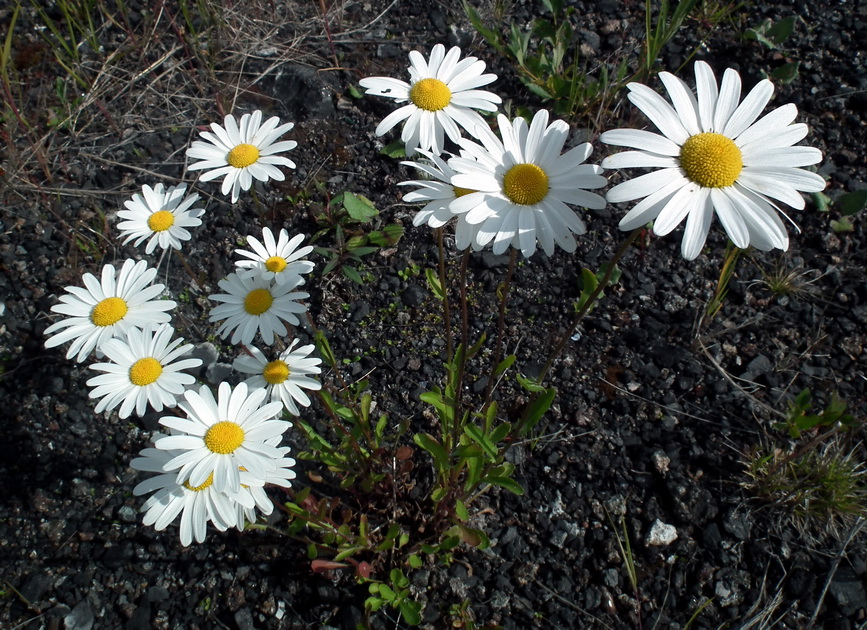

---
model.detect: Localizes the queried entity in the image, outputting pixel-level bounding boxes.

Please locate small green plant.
[775,389,857,440]
[744,15,801,83]
[310,190,404,284]
[820,189,867,233]
[751,256,822,300]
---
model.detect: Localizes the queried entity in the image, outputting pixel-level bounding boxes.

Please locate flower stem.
[538,228,641,382]
[483,248,517,409]
[436,228,453,364]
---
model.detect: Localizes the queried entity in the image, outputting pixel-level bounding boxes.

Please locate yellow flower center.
[503,163,549,206]
[679,132,743,188]
[453,186,475,198]
[204,421,245,454]
[183,471,215,492]
[227,143,260,169]
[409,78,452,112]
[90,297,128,327]
[243,288,273,315]
[147,210,175,233]
[265,256,287,273]
[129,357,163,386]
[263,359,290,385]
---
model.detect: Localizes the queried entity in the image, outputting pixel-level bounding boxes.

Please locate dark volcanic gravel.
[2,1,867,629]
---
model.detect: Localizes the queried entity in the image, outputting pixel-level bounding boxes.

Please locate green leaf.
[766,15,796,45]
[455,499,469,522]
[380,140,406,158]
[413,432,448,469]
[365,596,384,612]
[464,453,484,491]
[494,354,516,378]
[425,267,444,300]
[839,190,867,216]
[489,422,512,444]
[770,61,800,85]
[831,217,854,233]
[347,84,363,99]
[399,599,422,626]
[521,387,557,434]
[484,475,525,495]
[812,191,831,212]
[464,424,498,460]
[342,192,379,222]
[576,267,600,311]
[525,82,555,100]
[516,372,547,393]
[314,330,337,368]
[408,554,423,569]
[342,265,365,285]
[431,485,447,502]
[368,223,404,246]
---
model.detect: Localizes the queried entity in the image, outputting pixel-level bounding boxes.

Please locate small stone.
[646,519,678,547]
[652,450,671,474]
[117,505,137,523]
[64,601,94,630]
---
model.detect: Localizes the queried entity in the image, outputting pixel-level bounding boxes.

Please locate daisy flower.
[398,149,486,251]
[208,273,309,346]
[86,323,202,419]
[130,445,240,546]
[44,259,176,363]
[235,442,297,529]
[117,183,205,254]
[448,109,607,258]
[600,60,825,260]
[186,110,297,203]
[359,43,502,156]
[233,340,322,416]
[155,382,290,494]
[235,228,315,286]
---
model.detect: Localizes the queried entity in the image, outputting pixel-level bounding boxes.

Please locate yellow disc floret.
[263,359,290,385]
[91,297,129,327]
[183,471,215,492]
[204,421,245,454]
[244,288,273,315]
[227,143,260,169]
[409,78,452,112]
[679,132,743,188]
[129,357,163,386]
[147,210,175,232]
[503,163,550,206]
[265,256,287,273]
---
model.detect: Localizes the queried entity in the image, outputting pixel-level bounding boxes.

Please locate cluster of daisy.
[43,110,323,546]
[361,45,825,260]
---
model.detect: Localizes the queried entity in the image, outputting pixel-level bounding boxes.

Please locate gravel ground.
[2,0,867,628]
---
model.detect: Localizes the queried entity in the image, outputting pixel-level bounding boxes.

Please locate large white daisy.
[600,60,825,260]
[130,445,241,546]
[208,272,309,346]
[448,110,607,258]
[398,149,485,251]
[155,382,290,494]
[233,340,322,416]
[235,228,315,286]
[43,259,176,363]
[86,323,202,419]
[359,43,502,156]
[186,110,296,203]
[235,441,297,530]
[117,183,205,254]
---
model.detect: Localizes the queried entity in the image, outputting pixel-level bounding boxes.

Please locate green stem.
[436,228,454,364]
[483,248,517,409]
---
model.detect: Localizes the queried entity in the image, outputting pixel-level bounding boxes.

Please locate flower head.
[155,382,290,494]
[117,183,205,253]
[359,44,502,156]
[398,150,486,251]
[235,440,297,529]
[131,445,240,546]
[186,110,297,203]
[447,110,607,257]
[208,273,309,346]
[235,228,315,286]
[86,323,202,418]
[601,60,825,260]
[44,259,176,362]
[233,340,322,415]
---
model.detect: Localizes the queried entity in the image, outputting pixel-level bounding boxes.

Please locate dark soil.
[2,1,867,629]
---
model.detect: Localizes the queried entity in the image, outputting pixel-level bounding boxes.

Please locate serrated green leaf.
[489,422,512,443]
[464,424,498,460]
[342,191,378,222]
[484,475,525,495]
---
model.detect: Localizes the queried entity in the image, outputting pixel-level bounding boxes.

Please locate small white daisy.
[235,228,315,286]
[131,445,240,546]
[186,110,297,203]
[359,43,502,156]
[600,60,825,260]
[233,340,322,416]
[117,183,205,254]
[448,109,608,258]
[86,323,202,419]
[44,259,176,363]
[208,273,309,346]
[155,382,290,494]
